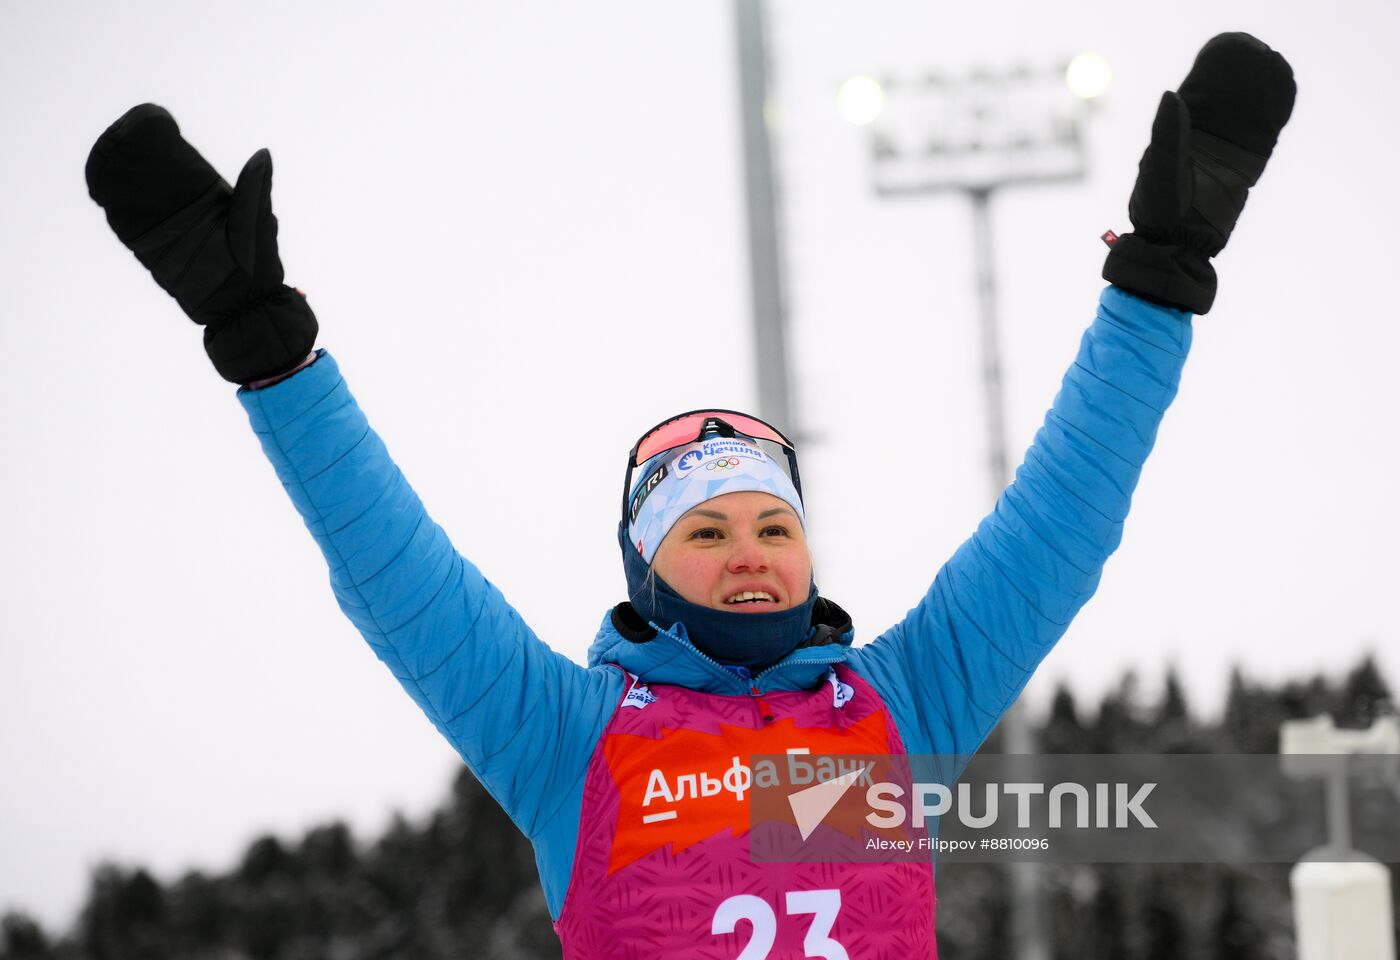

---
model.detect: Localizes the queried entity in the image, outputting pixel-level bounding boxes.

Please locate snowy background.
[2,0,1396,929]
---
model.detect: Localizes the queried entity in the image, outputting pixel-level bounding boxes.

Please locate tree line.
[2,656,1393,960]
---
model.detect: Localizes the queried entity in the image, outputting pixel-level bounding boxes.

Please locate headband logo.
[629,463,668,522]
[701,438,767,461]
[675,450,705,474]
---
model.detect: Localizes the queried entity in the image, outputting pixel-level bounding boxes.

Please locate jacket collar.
[585,597,855,695]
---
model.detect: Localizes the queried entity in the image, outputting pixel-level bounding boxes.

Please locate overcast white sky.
[2,0,1396,931]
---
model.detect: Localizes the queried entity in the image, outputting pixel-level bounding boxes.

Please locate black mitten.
[1103,33,1296,314]
[86,104,317,383]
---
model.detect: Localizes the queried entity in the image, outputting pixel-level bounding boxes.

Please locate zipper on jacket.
[726,664,776,724]
[656,625,754,695]
[753,647,845,683]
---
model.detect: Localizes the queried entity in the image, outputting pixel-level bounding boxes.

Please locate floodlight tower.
[734,0,794,432]
[842,54,1109,960]
[840,54,1108,499]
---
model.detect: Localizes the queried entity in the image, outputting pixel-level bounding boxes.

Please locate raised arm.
[848,34,1295,757]
[239,353,620,833]
[85,105,621,845]
[848,286,1189,755]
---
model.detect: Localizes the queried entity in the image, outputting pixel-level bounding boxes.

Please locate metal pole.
[733,0,794,431]
[969,186,1048,960]
[969,188,1010,496]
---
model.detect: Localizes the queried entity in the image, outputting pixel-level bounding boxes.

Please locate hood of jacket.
[585,597,856,695]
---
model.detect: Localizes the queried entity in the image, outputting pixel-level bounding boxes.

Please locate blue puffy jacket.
[237,285,1191,918]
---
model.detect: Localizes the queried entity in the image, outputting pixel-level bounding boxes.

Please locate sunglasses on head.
[622,408,802,524]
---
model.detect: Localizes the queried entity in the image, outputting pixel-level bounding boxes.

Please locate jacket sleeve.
[846,285,1193,757]
[237,350,622,841]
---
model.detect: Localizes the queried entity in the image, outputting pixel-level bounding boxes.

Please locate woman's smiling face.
[649,490,811,612]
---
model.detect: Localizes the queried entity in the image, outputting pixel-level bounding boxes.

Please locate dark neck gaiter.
[619,523,817,673]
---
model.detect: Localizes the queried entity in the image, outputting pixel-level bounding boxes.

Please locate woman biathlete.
[85,33,1293,959]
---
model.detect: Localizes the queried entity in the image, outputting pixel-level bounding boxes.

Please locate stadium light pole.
[734,0,794,433]
[843,54,1109,960]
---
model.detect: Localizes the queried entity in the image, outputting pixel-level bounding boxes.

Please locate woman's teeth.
[726,591,775,604]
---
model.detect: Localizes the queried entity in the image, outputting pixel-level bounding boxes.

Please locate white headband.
[626,435,805,564]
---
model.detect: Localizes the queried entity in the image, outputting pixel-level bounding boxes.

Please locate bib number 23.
[711,889,849,960]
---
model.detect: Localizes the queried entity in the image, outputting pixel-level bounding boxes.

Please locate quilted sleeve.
[847,286,1193,757]
[237,350,622,841]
